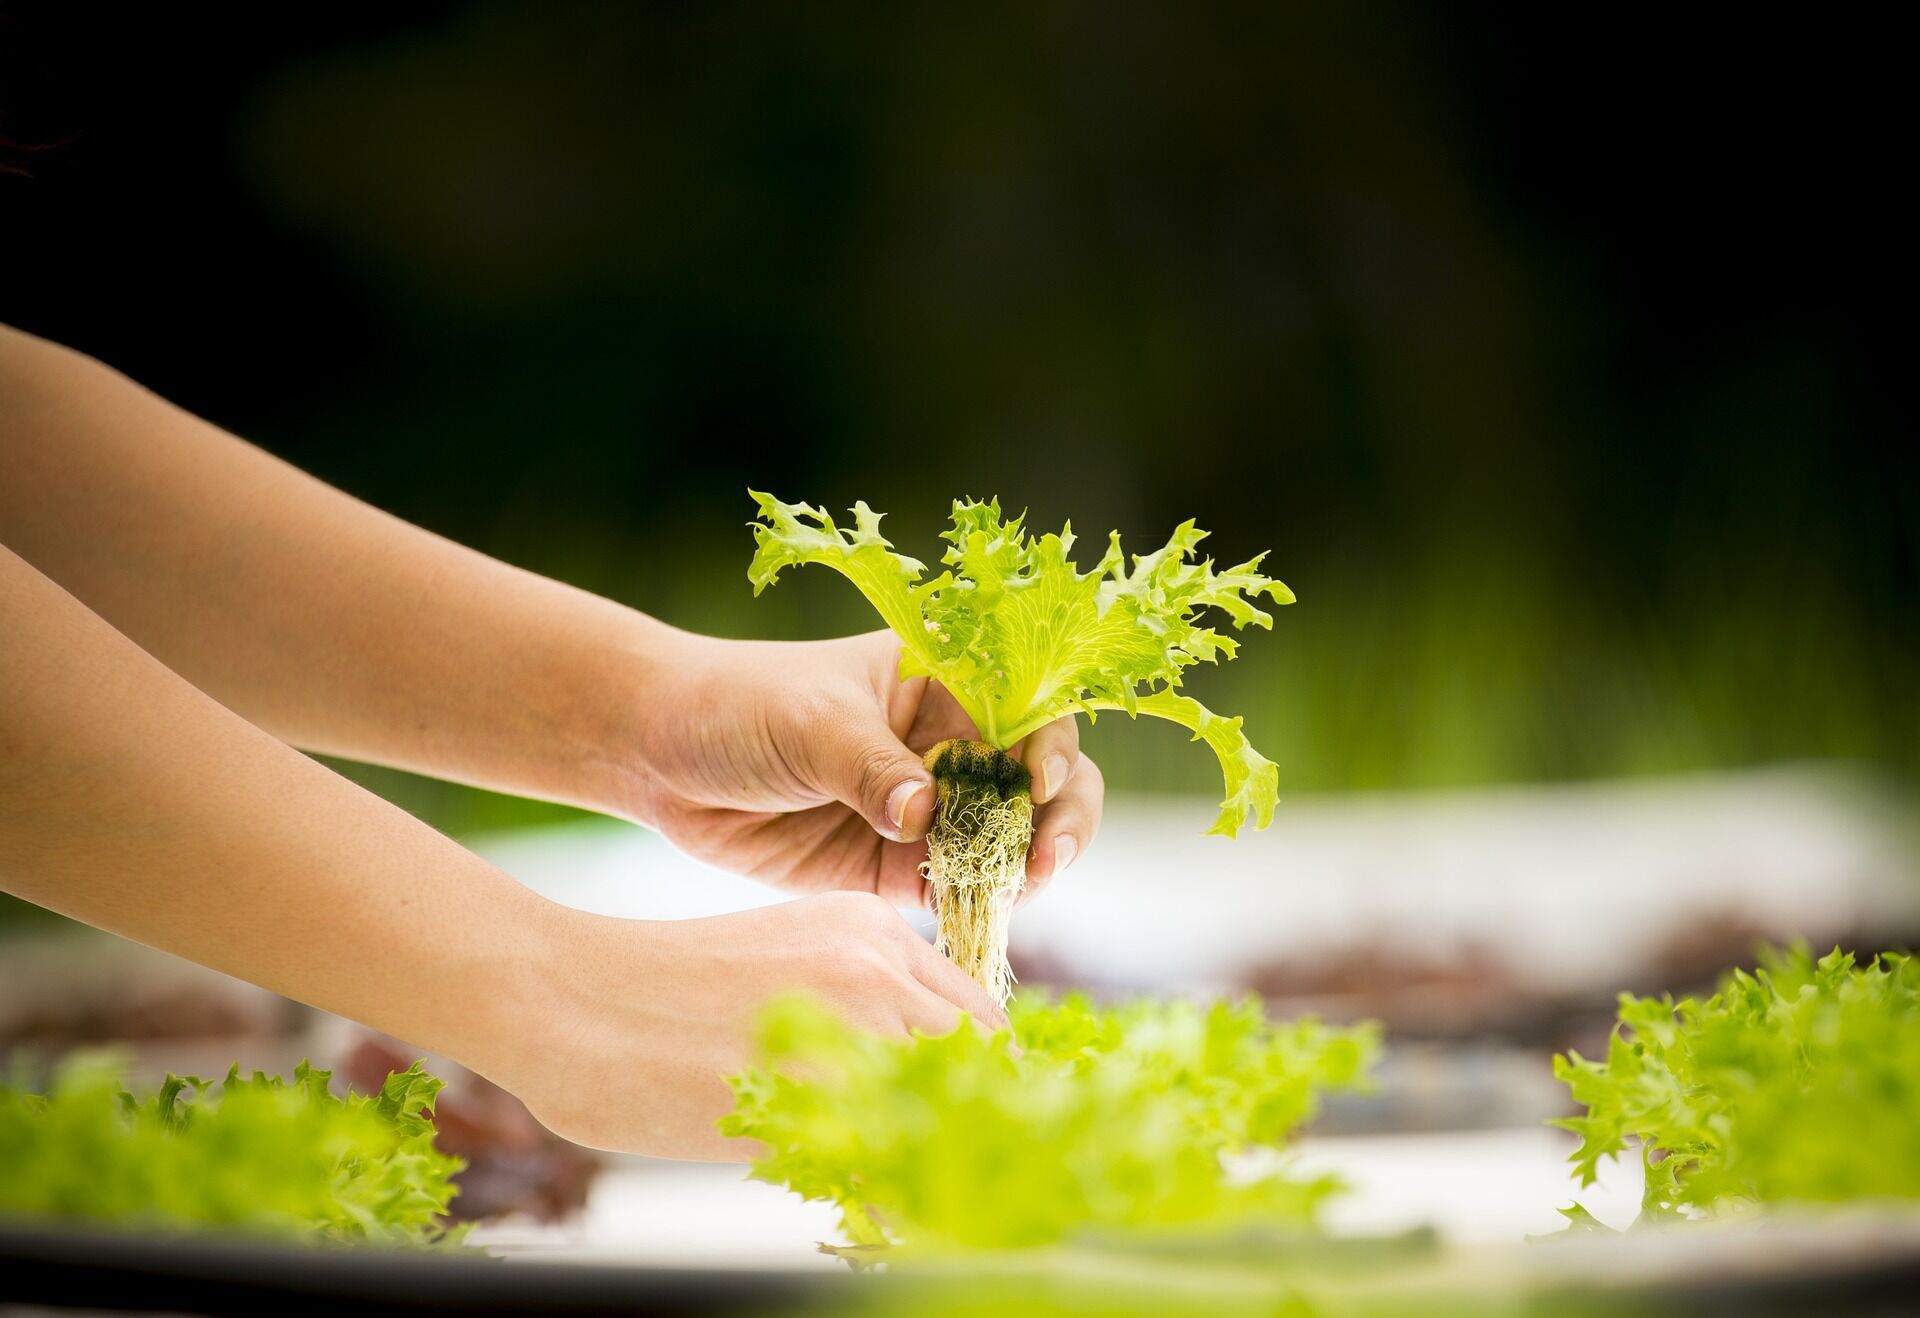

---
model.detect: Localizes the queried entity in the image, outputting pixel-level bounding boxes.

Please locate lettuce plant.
[0,1055,465,1247]
[748,493,1292,1001]
[720,993,1376,1254]
[1554,947,1920,1222]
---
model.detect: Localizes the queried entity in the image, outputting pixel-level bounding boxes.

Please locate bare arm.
[0,322,663,813]
[0,543,999,1157]
[0,535,574,1085]
[0,322,1103,895]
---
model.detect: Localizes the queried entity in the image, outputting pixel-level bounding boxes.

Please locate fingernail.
[1041,753,1070,802]
[1052,834,1078,874]
[885,780,927,838]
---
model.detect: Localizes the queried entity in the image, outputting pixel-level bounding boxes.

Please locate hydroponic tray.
[0,1220,840,1315]
[7,1212,1920,1317]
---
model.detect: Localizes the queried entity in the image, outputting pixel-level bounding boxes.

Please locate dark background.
[3,3,1913,832]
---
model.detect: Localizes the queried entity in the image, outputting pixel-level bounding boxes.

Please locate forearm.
[0,323,677,813]
[0,543,1001,1159]
[0,540,580,1077]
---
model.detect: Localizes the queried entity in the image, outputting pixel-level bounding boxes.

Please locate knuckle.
[1075,759,1107,807]
[831,947,909,1003]
[853,743,899,811]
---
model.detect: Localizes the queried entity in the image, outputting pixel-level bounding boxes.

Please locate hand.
[507,892,1007,1159]
[610,629,1104,907]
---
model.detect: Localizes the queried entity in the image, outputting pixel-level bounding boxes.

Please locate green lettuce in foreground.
[1554,947,1920,1222]
[0,1055,465,1247]
[720,993,1377,1253]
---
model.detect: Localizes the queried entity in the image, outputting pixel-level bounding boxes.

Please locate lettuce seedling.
[0,1055,465,1247]
[749,493,1292,1001]
[720,992,1376,1253]
[1554,946,1920,1222]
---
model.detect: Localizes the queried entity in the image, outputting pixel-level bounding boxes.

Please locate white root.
[920,741,1034,1009]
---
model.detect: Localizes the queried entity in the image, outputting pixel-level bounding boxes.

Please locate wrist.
[462,907,716,1156]
[438,889,620,1095]
[559,607,716,827]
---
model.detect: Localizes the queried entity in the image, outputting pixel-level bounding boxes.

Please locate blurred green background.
[2,2,1912,838]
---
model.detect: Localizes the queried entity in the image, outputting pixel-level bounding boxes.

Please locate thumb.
[808,711,937,842]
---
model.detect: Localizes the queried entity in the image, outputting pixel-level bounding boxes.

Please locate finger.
[906,676,985,750]
[807,701,938,843]
[1017,714,1082,805]
[897,981,976,1036]
[1025,753,1103,899]
[874,835,933,909]
[904,935,1010,1031]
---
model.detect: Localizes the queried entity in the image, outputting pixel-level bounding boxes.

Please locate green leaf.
[0,1056,465,1247]
[746,492,939,672]
[748,493,1292,836]
[1551,947,1920,1222]
[1083,690,1279,836]
[1535,1202,1618,1238]
[721,993,1375,1253]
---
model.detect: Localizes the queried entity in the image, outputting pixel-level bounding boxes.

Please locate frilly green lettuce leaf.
[719,992,1377,1253]
[1551,947,1920,1222]
[0,1056,465,1247]
[748,492,1290,835]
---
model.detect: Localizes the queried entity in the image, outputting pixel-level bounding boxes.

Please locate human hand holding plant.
[743,494,1292,1003]
[0,329,1065,1165]
[0,535,1005,1163]
[3,327,1251,1164]
[603,627,1103,909]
